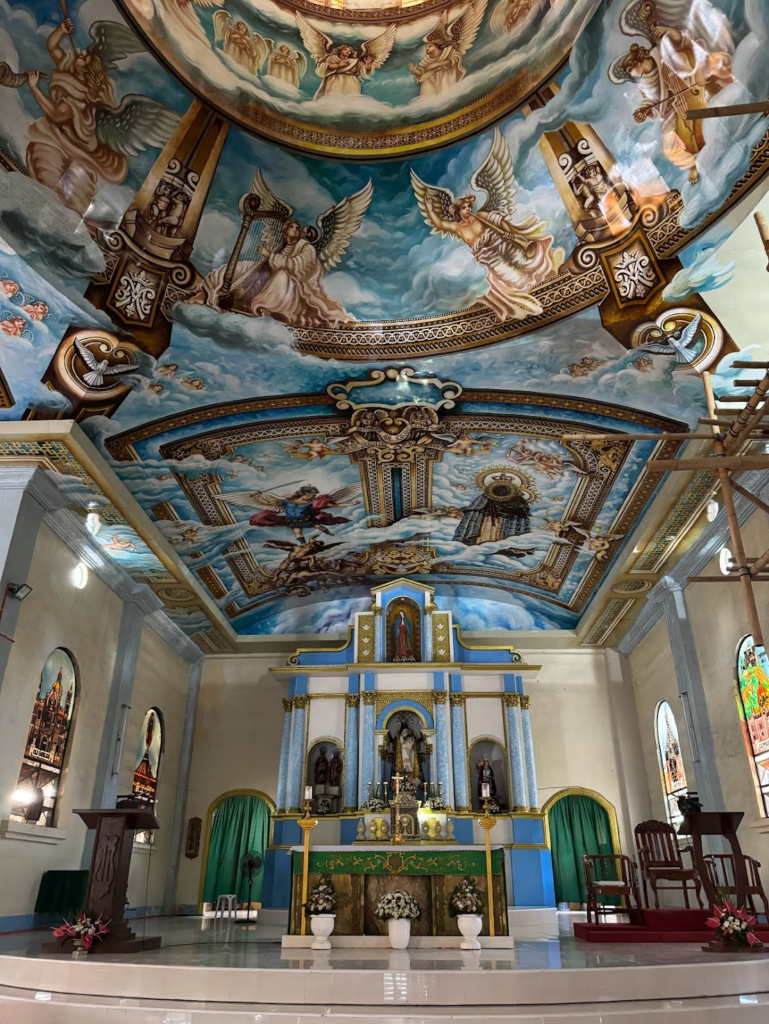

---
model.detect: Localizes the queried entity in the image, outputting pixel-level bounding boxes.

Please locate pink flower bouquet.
[52,912,111,950]
[705,900,762,948]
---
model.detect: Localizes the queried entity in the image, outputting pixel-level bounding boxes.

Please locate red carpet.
[574,908,769,943]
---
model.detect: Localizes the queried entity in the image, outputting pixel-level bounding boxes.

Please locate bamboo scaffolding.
[685,100,769,119]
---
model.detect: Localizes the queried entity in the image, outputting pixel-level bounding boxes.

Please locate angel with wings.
[191,168,374,328]
[267,44,306,89]
[213,12,272,76]
[607,0,734,184]
[409,0,487,98]
[296,14,396,99]
[1,19,179,215]
[411,129,562,321]
[215,482,362,540]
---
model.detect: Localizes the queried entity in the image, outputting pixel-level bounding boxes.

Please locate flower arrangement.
[426,796,447,811]
[706,901,762,947]
[375,890,420,921]
[484,797,502,815]
[362,797,387,812]
[52,912,110,950]
[449,877,484,918]
[316,798,332,816]
[306,877,337,916]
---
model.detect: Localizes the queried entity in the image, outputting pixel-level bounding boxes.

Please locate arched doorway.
[201,790,275,908]
[543,789,619,907]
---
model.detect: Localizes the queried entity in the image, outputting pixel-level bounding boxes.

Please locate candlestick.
[479,797,497,937]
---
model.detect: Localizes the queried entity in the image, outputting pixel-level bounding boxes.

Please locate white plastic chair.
[214,894,238,921]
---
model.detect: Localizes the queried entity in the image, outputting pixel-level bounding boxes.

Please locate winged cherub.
[411,129,563,321]
[213,12,273,76]
[0,20,180,215]
[215,482,362,541]
[268,44,306,89]
[191,168,374,328]
[296,14,397,99]
[409,0,487,98]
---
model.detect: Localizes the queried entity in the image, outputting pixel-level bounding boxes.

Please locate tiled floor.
[0,917,766,1021]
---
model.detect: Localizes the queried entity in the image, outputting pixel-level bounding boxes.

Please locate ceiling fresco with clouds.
[0,0,767,647]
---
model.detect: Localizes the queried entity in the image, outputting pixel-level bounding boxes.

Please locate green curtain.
[548,795,614,906]
[203,795,270,905]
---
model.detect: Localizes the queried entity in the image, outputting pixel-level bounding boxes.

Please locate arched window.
[735,636,769,815]
[11,648,77,827]
[654,701,688,826]
[132,709,163,844]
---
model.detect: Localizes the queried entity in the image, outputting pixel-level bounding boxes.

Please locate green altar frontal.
[290,848,508,936]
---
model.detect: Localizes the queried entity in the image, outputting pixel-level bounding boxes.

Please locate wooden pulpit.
[74,808,161,953]
[679,810,746,909]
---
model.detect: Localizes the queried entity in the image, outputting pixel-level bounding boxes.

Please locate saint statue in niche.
[328,749,343,793]
[385,597,421,663]
[395,610,415,662]
[477,758,497,802]
[313,745,330,796]
[382,714,427,796]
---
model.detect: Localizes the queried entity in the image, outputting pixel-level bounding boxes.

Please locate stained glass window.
[654,701,688,827]
[11,648,76,827]
[735,636,769,816]
[132,708,163,844]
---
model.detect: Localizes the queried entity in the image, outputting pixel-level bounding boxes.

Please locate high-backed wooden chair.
[634,820,704,909]
[583,854,642,924]
[704,853,769,917]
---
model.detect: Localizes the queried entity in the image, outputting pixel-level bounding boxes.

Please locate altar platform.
[0,915,767,1021]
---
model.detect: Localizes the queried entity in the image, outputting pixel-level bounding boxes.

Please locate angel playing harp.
[213,12,273,76]
[410,129,562,321]
[296,14,396,99]
[0,19,179,215]
[215,482,362,540]
[607,0,734,184]
[409,0,487,98]
[191,169,374,328]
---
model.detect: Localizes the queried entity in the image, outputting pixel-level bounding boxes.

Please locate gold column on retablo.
[479,789,497,937]
[298,787,318,936]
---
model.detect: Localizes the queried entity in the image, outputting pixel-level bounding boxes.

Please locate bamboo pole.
[702,372,764,646]
[560,432,719,442]
[685,100,769,119]
[750,547,769,578]
[731,481,769,517]
[648,455,769,472]
[756,212,769,271]
[687,576,769,583]
[722,371,769,453]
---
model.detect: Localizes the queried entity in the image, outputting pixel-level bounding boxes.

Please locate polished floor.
[0,916,766,1022]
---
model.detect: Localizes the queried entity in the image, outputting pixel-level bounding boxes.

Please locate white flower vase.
[457,914,483,950]
[387,917,412,950]
[310,914,336,950]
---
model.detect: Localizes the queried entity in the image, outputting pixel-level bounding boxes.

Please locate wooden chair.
[583,854,642,924]
[703,853,769,917]
[634,820,704,909]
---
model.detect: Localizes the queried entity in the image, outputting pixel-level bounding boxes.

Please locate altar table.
[289,845,508,936]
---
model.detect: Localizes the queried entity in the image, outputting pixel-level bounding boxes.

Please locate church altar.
[288,846,508,936]
[264,578,555,914]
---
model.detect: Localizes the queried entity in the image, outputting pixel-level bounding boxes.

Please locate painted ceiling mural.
[0,0,767,648]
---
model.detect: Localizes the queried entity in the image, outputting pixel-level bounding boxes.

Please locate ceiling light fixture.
[706,498,719,522]
[72,562,89,589]
[719,547,733,576]
[7,582,32,601]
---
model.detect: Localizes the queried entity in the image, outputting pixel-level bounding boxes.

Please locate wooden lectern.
[679,811,746,908]
[74,808,161,953]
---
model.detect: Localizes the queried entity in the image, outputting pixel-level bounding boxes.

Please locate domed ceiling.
[0,0,767,651]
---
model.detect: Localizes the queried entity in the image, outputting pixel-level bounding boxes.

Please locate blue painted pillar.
[276,697,293,812]
[286,696,308,812]
[504,694,527,811]
[361,693,376,802]
[520,693,539,810]
[450,694,468,811]
[344,694,360,811]
[433,690,451,803]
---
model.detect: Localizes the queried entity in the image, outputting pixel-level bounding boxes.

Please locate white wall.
[176,654,285,910]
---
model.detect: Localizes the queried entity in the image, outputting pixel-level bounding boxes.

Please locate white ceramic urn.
[310,913,336,950]
[387,917,412,950]
[456,914,483,950]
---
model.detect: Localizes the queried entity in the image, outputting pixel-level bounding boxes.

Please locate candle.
[482,783,490,799]
[304,786,313,802]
